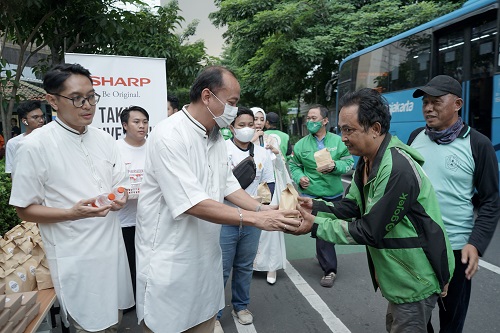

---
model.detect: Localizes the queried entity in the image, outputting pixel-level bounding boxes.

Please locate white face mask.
[207,90,238,128]
[234,127,255,143]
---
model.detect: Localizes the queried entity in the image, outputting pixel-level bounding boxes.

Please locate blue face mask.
[307,121,323,134]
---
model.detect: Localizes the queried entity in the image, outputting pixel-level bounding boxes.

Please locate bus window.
[355,46,390,93]
[388,30,432,92]
[438,31,464,81]
[338,59,354,99]
[469,19,496,139]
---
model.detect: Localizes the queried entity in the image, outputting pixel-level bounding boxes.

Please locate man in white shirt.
[5,100,45,174]
[135,66,302,333]
[117,105,149,309]
[9,63,134,333]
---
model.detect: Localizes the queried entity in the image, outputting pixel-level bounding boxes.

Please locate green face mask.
[307,121,323,134]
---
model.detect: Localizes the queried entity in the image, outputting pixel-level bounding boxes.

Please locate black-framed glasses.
[51,93,101,108]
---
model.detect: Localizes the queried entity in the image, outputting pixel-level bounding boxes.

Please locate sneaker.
[267,271,277,285]
[231,309,253,325]
[320,272,336,288]
[214,320,224,333]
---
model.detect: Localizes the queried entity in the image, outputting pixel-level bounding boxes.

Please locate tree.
[82,2,214,96]
[0,0,144,141]
[211,0,462,110]
[0,0,210,140]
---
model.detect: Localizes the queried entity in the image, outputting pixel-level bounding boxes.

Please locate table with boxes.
[0,222,57,333]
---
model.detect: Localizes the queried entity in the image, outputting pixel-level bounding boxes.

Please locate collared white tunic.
[5,132,24,173]
[9,118,134,331]
[135,108,240,333]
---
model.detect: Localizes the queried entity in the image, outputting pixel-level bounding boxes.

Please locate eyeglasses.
[51,93,101,108]
[338,126,358,136]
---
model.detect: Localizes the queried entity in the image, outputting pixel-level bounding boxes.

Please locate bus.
[337,0,500,170]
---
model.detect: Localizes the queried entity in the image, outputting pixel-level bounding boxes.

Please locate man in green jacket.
[289,104,354,287]
[294,88,454,332]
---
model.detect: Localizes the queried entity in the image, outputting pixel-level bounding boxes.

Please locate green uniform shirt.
[289,132,354,198]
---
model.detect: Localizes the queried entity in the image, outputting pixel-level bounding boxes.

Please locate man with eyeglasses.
[5,100,45,175]
[293,89,455,332]
[9,63,134,333]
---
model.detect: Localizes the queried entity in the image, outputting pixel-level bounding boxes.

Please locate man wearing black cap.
[408,75,500,333]
[265,112,292,157]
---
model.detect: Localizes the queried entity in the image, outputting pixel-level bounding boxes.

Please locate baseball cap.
[413,75,462,98]
[266,112,279,124]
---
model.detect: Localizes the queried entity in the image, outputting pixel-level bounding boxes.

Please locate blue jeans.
[217,224,261,319]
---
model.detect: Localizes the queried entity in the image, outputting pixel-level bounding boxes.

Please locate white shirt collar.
[54,117,88,135]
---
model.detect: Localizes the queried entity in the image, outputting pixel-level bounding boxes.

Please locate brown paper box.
[0,320,13,333]
[4,293,22,314]
[0,308,10,329]
[8,304,26,327]
[26,302,40,324]
[12,316,28,333]
[20,291,38,309]
[0,295,4,313]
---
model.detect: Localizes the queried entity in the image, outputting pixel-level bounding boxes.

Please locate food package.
[314,148,335,173]
[257,183,272,204]
[278,184,300,217]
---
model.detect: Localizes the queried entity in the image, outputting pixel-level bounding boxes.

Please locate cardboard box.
[0,295,4,312]
[8,304,26,327]
[14,317,28,333]
[20,290,38,309]
[0,308,10,329]
[0,321,12,333]
[4,293,22,314]
[12,316,28,333]
[0,283,5,294]
[26,301,40,324]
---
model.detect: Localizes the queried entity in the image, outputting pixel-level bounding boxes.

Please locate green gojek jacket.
[289,132,354,198]
[310,134,455,304]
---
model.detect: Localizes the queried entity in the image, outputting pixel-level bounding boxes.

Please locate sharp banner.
[65,53,167,140]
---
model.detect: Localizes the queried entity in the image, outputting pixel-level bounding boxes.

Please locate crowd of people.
[3,62,499,333]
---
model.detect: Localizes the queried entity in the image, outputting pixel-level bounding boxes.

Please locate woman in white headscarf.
[250,107,291,284]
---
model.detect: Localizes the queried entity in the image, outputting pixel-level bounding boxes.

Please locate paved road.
[53,220,500,333]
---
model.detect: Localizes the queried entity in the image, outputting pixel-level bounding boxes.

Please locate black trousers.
[316,196,342,275]
[428,250,471,333]
[122,226,136,299]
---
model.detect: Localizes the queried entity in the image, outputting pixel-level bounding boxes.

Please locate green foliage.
[71,1,210,95]
[0,0,210,108]
[0,159,21,236]
[212,0,463,108]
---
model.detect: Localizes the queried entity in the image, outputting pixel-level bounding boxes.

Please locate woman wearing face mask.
[216,107,275,333]
[250,107,291,285]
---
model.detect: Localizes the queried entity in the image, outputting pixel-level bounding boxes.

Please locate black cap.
[266,112,279,124]
[413,75,462,98]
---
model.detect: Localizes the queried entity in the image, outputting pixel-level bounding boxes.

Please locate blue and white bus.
[337,0,500,169]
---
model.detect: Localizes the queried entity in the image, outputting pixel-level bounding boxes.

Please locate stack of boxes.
[0,222,52,332]
[0,284,40,333]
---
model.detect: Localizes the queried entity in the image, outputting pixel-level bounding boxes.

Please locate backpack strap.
[248,142,255,157]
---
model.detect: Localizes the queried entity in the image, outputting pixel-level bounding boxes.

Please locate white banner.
[65,53,167,140]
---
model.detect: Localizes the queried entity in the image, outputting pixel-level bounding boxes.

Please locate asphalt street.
[52,220,500,333]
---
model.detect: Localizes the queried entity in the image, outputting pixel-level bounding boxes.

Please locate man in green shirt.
[289,104,354,287]
[265,112,292,157]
